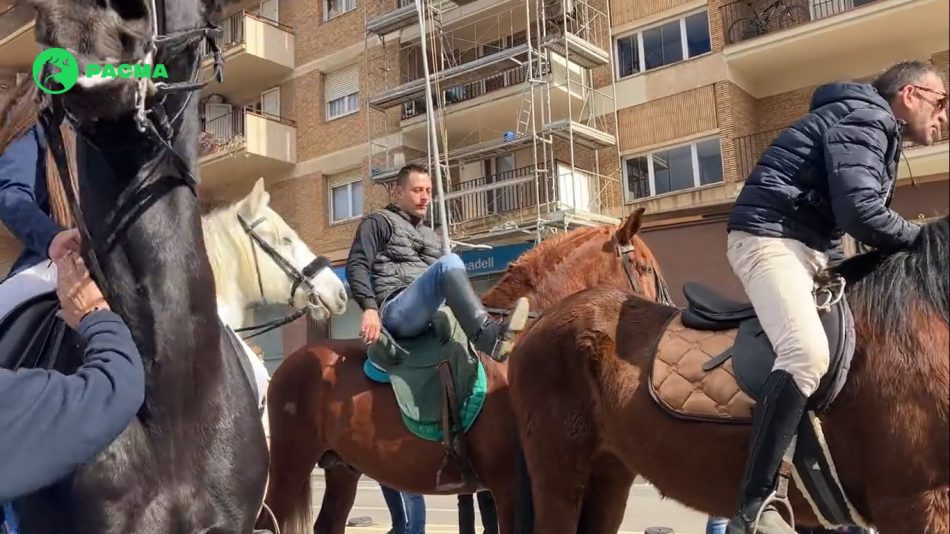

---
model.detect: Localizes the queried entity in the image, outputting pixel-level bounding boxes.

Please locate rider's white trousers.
[0,261,57,324]
[726,230,830,397]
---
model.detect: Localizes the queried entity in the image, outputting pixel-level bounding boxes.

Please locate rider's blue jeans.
[380,484,426,534]
[380,254,466,339]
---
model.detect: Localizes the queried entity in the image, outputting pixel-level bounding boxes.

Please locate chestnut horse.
[258,208,675,534]
[509,216,950,533]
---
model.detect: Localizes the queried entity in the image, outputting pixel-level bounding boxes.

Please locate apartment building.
[2,0,948,365]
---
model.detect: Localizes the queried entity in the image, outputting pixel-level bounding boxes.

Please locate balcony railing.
[198,10,293,57]
[401,59,546,119]
[720,0,883,46]
[199,106,296,157]
[445,165,547,224]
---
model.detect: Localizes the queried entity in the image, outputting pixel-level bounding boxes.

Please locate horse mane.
[482,225,613,309]
[201,201,258,294]
[836,216,949,348]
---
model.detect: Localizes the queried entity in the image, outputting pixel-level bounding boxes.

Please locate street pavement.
[309,472,710,534]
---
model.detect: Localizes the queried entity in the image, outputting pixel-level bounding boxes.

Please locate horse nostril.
[338,289,347,303]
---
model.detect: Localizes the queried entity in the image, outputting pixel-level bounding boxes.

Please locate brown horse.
[508,216,950,533]
[258,208,674,534]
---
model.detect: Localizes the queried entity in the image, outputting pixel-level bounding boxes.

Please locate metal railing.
[444,165,546,223]
[198,106,296,157]
[402,59,547,119]
[198,10,293,57]
[721,0,882,46]
[542,0,611,51]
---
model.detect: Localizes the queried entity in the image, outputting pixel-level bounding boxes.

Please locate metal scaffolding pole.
[415,0,452,254]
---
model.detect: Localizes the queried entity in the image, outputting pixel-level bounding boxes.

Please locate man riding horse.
[346,163,530,361]
[724,60,947,533]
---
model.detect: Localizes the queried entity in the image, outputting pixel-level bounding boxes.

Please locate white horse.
[201,178,348,415]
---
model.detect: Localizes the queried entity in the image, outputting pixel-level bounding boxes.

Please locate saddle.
[364,307,487,491]
[0,292,82,374]
[649,278,855,423]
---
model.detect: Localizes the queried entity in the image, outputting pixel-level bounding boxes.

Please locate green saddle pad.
[366,307,487,442]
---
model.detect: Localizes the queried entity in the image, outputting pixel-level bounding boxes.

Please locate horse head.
[203,178,348,328]
[482,207,673,313]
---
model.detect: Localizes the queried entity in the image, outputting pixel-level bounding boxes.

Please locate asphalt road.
[309,473,710,534]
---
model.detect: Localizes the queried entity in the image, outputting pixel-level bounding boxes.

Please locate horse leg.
[313,467,361,534]
[867,489,949,534]
[576,454,635,533]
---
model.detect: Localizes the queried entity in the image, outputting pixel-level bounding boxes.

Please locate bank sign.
[32,48,168,95]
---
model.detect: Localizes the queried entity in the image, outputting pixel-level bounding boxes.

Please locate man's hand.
[55,252,109,329]
[48,228,80,261]
[360,309,382,344]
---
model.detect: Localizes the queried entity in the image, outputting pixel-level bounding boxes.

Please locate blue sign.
[330,241,534,288]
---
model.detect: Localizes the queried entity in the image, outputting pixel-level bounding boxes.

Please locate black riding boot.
[727,370,807,534]
[440,269,530,361]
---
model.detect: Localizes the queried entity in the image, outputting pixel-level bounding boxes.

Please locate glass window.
[642,21,682,71]
[651,145,693,195]
[696,138,723,185]
[616,34,640,78]
[685,11,711,57]
[330,181,362,222]
[625,156,650,199]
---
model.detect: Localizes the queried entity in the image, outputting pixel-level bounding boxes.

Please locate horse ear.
[241,178,270,217]
[616,207,646,245]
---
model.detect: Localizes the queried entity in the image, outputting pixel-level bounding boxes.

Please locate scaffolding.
[363,0,621,248]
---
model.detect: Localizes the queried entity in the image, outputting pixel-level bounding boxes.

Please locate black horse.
[8,0,268,531]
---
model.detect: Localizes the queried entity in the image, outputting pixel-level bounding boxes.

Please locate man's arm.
[0,310,145,502]
[0,127,65,258]
[824,108,920,251]
[345,214,391,311]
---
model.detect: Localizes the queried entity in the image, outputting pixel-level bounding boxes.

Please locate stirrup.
[813,272,845,312]
[751,442,797,533]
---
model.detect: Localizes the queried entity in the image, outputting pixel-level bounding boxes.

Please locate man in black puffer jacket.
[725,61,947,534]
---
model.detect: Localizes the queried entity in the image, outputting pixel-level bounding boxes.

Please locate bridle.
[232,214,333,340]
[616,241,677,307]
[38,0,226,289]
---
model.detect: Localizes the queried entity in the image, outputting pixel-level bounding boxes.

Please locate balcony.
[199,11,294,99]
[721,0,949,98]
[198,107,297,190]
[539,0,611,68]
[440,162,620,240]
[0,2,37,70]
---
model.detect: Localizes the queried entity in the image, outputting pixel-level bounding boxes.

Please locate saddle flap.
[0,292,80,373]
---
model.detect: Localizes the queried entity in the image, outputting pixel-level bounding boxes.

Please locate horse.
[9,0,297,531]
[202,177,348,415]
[258,207,677,534]
[508,216,950,534]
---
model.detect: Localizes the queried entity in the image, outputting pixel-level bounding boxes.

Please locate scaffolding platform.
[543,119,615,149]
[542,32,609,68]
[366,4,417,36]
[368,43,532,110]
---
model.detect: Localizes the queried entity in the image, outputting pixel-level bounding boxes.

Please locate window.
[325,0,357,20]
[616,10,711,78]
[623,137,723,201]
[325,64,360,120]
[329,170,364,223]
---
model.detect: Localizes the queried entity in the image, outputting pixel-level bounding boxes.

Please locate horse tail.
[513,425,535,534]
[283,473,313,534]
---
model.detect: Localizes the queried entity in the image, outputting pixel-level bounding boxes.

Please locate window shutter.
[328,168,362,189]
[325,64,360,103]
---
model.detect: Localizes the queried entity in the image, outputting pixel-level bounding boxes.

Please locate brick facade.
[611,0,698,29]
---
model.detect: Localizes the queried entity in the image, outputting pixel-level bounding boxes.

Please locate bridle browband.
[232,214,333,340]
